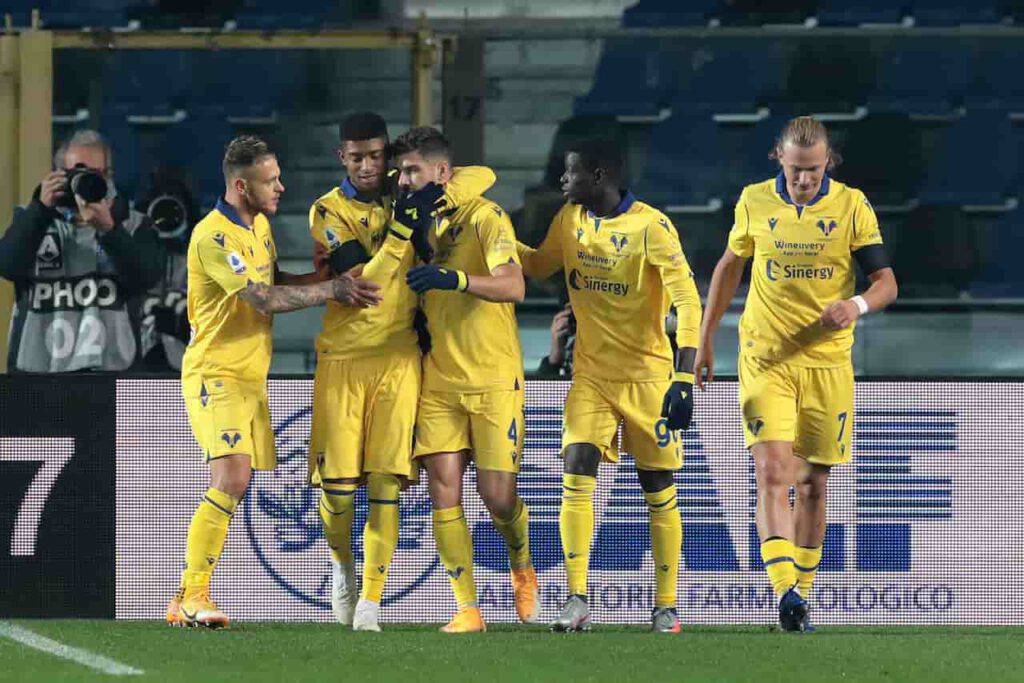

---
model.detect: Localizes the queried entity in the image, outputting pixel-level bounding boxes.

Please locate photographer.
[532,299,575,379]
[135,167,197,372]
[0,130,163,372]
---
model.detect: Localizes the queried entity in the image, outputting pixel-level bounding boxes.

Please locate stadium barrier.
[2,376,1019,625]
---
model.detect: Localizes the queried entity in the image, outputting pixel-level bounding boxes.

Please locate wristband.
[455,270,469,292]
[388,221,412,240]
[672,371,695,384]
[851,295,870,315]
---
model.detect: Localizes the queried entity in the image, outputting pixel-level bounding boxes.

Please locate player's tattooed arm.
[274,264,330,286]
[239,274,382,315]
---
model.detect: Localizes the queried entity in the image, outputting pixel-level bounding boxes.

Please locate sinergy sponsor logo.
[568,268,630,296]
[765,259,835,282]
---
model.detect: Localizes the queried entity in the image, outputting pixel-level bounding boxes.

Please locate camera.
[56,163,108,209]
[146,194,189,239]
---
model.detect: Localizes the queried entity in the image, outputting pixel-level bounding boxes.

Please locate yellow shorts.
[309,351,421,484]
[183,381,276,471]
[738,354,854,466]
[562,375,682,471]
[413,387,525,473]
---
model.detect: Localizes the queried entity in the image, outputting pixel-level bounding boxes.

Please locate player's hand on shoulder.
[820,299,860,330]
[331,272,382,308]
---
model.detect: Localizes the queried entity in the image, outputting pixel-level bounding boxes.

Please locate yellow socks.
[761,537,797,598]
[433,505,477,608]
[361,473,401,603]
[645,484,681,609]
[492,497,532,569]
[794,544,823,600]
[182,488,238,588]
[319,481,357,565]
[560,473,597,596]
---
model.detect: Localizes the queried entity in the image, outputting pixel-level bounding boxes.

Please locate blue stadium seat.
[102,51,194,110]
[637,113,778,209]
[162,107,232,208]
[621,0,718,27]
[910,1,1004,26]
[869,45,970,116]
[574,40,666,119]
[816,1,905,25]
[917,110,1016,205]
[970,208,1024,297]
[234,0,329,29]
[966,46,1024,110]
[41,0,131,28]
[671,40,786,112]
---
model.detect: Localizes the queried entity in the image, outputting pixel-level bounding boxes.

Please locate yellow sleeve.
[445,166,496,207]
[477,205,520,272]
[851,191,884,251]
[646,215,702,350]
[726,189,754,258]
[361,233,411,282]
[309,200,356,254]
[195,230,255,296]
[517,205,567,279]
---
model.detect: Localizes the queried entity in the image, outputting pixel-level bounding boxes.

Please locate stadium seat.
[680,40,786,113]
[778,38,876,113]
[816,0,906,25]
[620,0,719,27]
[574,40,667,119]
[716,0,818,26]
[970,207,1024,297]
[966,44,1024,110]
[917,109,1015,206]
[869,45,970,116]
[910,0,1004,26]
[831,113,925,208]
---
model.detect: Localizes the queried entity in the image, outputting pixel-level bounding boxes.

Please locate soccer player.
[518,140,702,633]
[307,113,498,631]
[695,116,898,632]
[168,135,381,628]
[394,127,538,634]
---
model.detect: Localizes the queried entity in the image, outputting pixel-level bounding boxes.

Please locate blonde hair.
[769,116,842,170]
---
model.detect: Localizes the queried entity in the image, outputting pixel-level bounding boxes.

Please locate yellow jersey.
[728,174,884,367]
[421,196,523,392]
[519,192,701,383]
[181,198,276,395]
[309,167,497,360]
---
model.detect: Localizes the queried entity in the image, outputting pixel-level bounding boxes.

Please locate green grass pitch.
[2,621,1024,682]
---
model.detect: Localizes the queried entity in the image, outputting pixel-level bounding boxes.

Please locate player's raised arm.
[406,202,525,303]
[442,165,497,207]
[695,191,752,390]
[820,192,898,330]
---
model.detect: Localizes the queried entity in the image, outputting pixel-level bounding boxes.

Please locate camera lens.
[147,194,188,238]
[70,170,108,203]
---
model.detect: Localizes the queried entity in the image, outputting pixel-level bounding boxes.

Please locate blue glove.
[661,374,694,431]
[406,264,468,294]
[392,182,446,263]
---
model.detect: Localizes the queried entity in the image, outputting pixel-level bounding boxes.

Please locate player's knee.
[562,443,601,477]
[753,457,790,493]
[637,468,674,493]
[210,457,252,499]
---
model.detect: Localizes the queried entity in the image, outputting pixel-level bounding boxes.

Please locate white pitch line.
[0,621,144,676]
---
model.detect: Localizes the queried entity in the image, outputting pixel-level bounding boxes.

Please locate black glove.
[661,378,694,431]
[391,182,446,263]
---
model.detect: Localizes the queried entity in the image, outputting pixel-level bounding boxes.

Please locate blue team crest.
[768,217,778,231]
[324,228,340,249]
[817,219,837,236]
[213,232,226,247]
[244,406,439,611]
[610,233,629,253]
[228,251,247,274]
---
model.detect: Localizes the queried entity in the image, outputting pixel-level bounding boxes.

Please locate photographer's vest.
[8,211,147,372]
